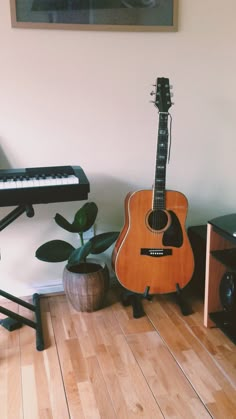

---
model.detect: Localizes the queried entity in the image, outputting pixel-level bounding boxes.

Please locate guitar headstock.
[151,77,173,112]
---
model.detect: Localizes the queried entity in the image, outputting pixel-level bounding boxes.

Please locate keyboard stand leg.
[0,290,44,351]
[0,204,44,350]
[0,204,34,231]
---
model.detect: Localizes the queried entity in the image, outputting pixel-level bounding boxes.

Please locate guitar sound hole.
[148,210,169,231]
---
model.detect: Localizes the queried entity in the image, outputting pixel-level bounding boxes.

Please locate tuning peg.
[169,85,173,89]
[150,91,155,96]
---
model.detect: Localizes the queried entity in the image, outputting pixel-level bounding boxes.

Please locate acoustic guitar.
[112,77,194,295]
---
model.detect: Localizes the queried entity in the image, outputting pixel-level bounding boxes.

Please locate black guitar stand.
[121,283,193,319]
[121,286,152,318]
[175,283,193,316]
[0,204,45,351]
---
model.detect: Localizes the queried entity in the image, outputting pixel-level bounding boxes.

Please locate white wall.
[1,0,236,296]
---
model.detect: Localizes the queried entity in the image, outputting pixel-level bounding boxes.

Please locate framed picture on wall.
[9,0,178,32]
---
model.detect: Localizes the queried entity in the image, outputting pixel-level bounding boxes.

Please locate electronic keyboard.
[0,165,89,207]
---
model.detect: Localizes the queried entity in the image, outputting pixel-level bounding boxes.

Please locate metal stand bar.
[0,289,35,310]
[0,205,45,351]
[0,204,34,231]
[0,291,45,351]
[0,304,36,328]
[33,293,44,351]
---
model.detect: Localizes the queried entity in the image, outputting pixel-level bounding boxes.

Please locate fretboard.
[153,113,169,210]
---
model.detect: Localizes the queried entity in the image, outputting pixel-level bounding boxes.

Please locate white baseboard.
[0,275,120,301]
[35,283,64,295]
[0,281,63,300]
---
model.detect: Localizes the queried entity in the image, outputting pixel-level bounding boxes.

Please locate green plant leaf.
[54,203,98,234]
[35,240,75,262]
[54,213,76,232]
[90,232,119,255]
[67,241,93,267]
[72,202,98,233]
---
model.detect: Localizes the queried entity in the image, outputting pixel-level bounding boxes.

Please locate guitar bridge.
[140,248,172,257]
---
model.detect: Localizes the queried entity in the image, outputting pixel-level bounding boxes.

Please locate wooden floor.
[0,287,236,419]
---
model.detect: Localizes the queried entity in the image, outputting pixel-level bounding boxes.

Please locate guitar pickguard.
[163,210,183,247]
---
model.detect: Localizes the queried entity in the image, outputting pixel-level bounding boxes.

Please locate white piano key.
[55,177,63,186]
[0,180,17,189]
[0,173,79,190]
[16,180,23,188]
[24,179,34,187]
[6,181,17,189]
[68,175,79,184]
[61,177,69,185]
[42,177,54,186]
[38,178,48,187]
[32,178,41,187]
[21,179,31,188]
[63,177,70,185]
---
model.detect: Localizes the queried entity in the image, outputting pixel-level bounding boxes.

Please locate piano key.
[61,177,69,185]
[32,178,41,187]
[0,174,79,190]
[67,175,79,184]
[0,165,89,207]
[43,176,55,186]
[22,179,33,187]
[7,180,17,189]
[24,179,34,187]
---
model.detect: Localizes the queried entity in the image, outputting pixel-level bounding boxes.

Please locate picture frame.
[9,0,178,32]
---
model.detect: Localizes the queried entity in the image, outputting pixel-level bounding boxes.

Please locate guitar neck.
[153,113,169,210]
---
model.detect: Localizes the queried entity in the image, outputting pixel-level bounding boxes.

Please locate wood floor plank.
[143,295,236,418]
[49,295,77,341]
[50,294,164,418]
[112,299,155,335]
[77,380,101,418]
[86,355,116,419]
[126,330,210,418]
[0,300,23,419]
[176,297,236,389]
[0,300,20,350]
[49,296,117,419]
[1,289,236,418]
[153,294,236,389]
[95,332,164,418]
[19,297,70,419]
[0,347,23,419]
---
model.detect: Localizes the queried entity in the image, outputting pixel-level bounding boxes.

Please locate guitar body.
[113,189,194,294]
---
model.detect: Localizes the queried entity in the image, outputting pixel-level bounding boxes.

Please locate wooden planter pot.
[63,260,110,312]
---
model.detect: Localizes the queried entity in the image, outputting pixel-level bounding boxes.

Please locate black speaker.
[220,271,236,312]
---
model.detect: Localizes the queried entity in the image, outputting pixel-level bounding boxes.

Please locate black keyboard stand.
[0,204,45,351]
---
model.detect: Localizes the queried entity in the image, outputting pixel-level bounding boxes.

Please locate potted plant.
[35,202,119,312]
